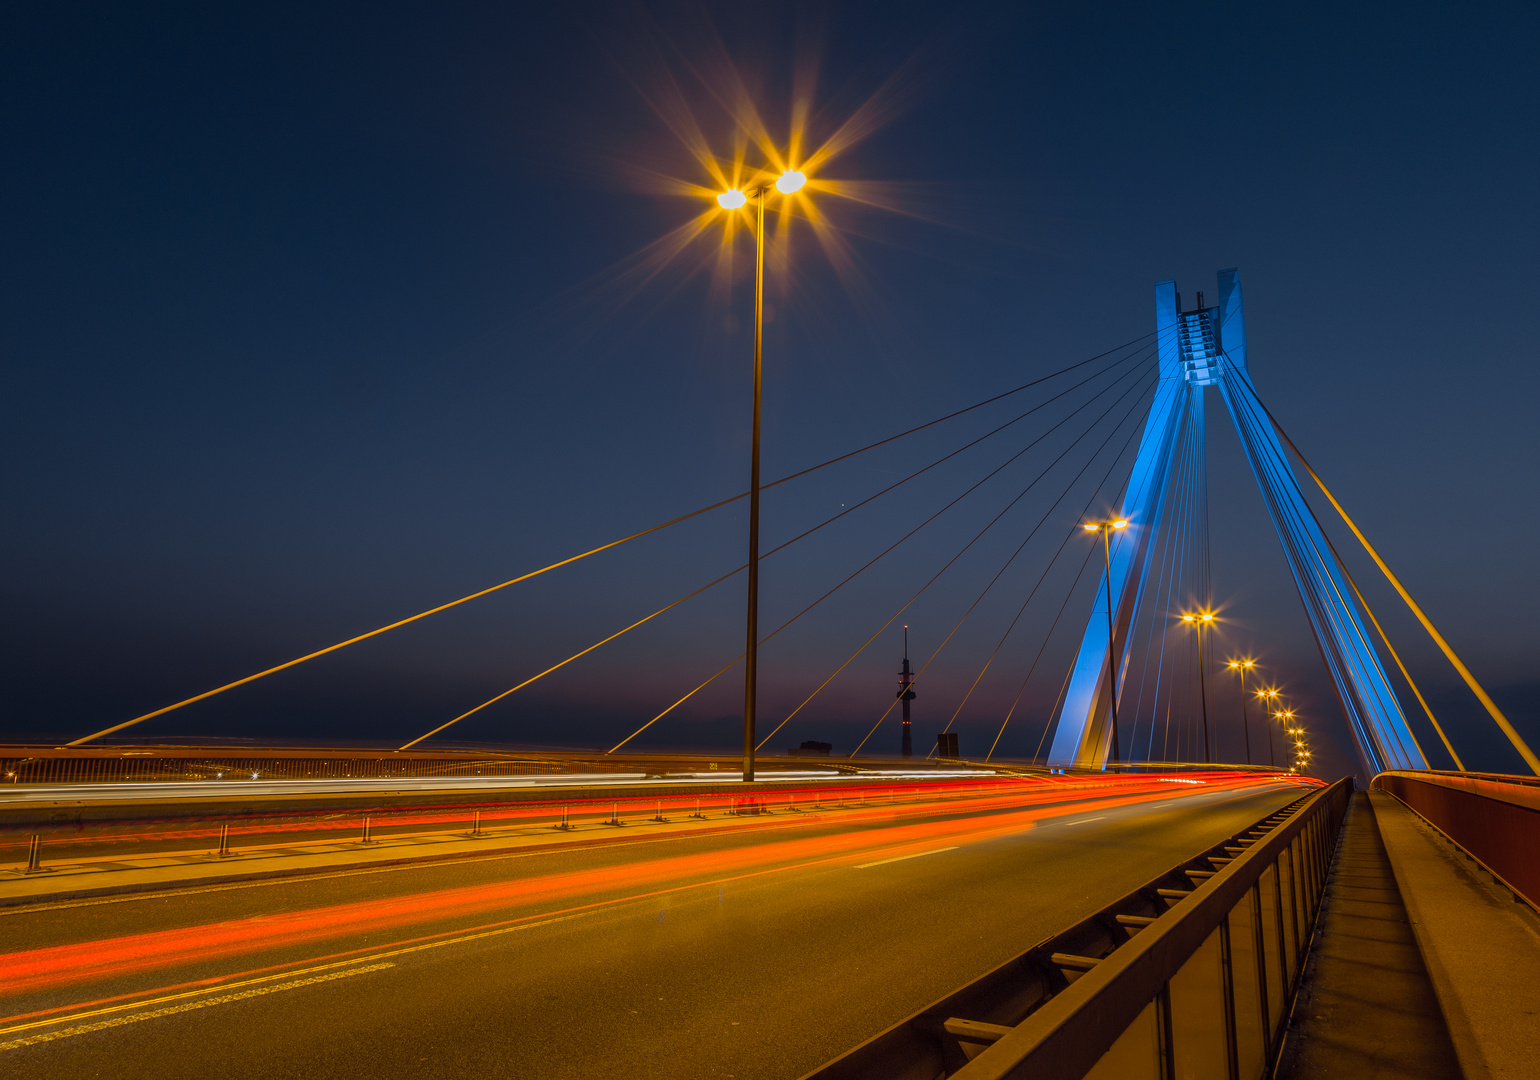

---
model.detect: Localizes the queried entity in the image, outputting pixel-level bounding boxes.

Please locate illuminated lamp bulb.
[775,170,806,194]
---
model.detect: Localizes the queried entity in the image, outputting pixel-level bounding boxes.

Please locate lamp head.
[775,170,807,194]
[1112,519,1128,529]
[717,189,747,210]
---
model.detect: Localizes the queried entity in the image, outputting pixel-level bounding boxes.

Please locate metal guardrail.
[1372,769,1539,908]
[0,745,1019,786]
[804,777,1349,1080]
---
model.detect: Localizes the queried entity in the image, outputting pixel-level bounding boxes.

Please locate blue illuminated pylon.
[1048,269,1426,774]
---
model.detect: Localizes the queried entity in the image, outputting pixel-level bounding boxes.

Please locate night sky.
[4,2,1537,779]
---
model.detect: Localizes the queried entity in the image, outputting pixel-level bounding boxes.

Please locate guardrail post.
[23,834,44,874]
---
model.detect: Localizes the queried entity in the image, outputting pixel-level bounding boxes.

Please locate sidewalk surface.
[1275,791,1461,1079]
[1371,790,1540,1080]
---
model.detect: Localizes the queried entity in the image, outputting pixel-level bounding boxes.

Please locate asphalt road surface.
[0,777,1308,1080]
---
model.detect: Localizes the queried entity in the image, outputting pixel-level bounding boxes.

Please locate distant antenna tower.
[897,625,917,758]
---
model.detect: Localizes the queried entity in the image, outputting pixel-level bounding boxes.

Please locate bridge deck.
[1280,789,1540,1080]
[1275,791,1459,1078]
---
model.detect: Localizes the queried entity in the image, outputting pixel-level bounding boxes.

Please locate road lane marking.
[0,911,594,1041]
[854,847,958,869]
[0,963,395,1051]
[1054,816,1107,827]
[3,782,1289,1032]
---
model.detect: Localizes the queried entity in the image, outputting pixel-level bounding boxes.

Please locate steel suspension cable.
[1004,400,1151,763]
[1255,394,1538,774]
[1018,547,1099,762]
[1150,395,1199,760]
[763,373,1157,753]
[610,358,1158,755]
[1129,398,1187,757]
[1133,403,1188,758]
[842,376,1158,757]
[413,351,1159,752]
[65,343,1156,748]
[982,414,1149,760]
[1173,397,1201,761]
[1322,530,1464,770]
[935,388,1153,746]
[1028,653,1078,761]
[1221,370,1397,769]
[1226,375,1428,769]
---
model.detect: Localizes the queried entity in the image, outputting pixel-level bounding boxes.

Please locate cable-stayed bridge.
[3,271,1537,1080]
[8,269,1531,784]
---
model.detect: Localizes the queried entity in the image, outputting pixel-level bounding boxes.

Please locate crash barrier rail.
[0,775,1053,871]
[804,776,1348,1080]
[1371,769,1540,908]
[0,748,828,785]
[0,746,1286,787]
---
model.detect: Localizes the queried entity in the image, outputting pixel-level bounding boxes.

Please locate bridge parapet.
[1371,769,1540,908]
[803,778,1345,1080]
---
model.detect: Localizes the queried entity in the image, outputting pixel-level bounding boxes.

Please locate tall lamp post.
[1258,688,1281,767]
[1181,611,1216,762]
[1276,709,1297,770]
[716,169,808,783]
[1084,518,1129,764]
[1226,659,1256,764]
[1286,723,1309,771]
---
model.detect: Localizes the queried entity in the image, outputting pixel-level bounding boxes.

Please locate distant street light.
[1181,610,1217,762]
[1226,659,1256,765]
[1257,689,1281,766]
[716,166,810,783]
[1085,519,1129,764]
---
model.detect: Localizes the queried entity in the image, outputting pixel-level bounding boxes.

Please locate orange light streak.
[0,775,1309,1001]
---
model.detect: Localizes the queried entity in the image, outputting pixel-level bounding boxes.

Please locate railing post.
[1219,916,1241,1080]
[24,834,44,874]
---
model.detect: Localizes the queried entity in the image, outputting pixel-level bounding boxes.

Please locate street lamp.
[1257,689,1281,766]
[1084,519,1129,764]
[1278,714,1306,768]
[716,167,808,783]
[1226,659,1256,765]
[1181,610,1217,762]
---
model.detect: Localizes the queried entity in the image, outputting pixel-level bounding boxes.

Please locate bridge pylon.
[1047,269,1426,775]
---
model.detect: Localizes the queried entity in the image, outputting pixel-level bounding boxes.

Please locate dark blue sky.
[4,2,1537,777]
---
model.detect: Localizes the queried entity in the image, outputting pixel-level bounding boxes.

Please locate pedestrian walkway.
[1275,791,1461,1079]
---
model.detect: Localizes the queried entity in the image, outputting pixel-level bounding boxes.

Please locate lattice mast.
[898,625,916,758]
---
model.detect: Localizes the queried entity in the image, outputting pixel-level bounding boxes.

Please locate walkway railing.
[1372,769,1539,908]
[805,777,1347,1080]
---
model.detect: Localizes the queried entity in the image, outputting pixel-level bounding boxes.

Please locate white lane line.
[1054,816,1107,826]
[0,963,395,1052]
[854,846,958,869]
[0,910,594,1040]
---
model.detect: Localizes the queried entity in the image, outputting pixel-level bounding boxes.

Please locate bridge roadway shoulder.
[1369,790,1540,1080]
[0,782,1102,909]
